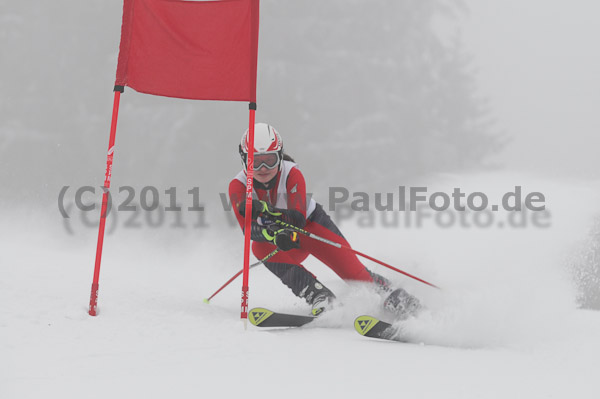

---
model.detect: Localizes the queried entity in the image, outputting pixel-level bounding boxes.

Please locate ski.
[354,315,407,342]
[248,307,317,327]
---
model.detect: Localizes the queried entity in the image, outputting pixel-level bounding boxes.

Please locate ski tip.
[354,315,380,336]
[248,308,274,326]
[203,298,210,304]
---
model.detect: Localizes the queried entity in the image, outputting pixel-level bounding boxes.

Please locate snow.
[2,173,600,399]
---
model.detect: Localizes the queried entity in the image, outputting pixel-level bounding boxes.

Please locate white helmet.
[239,123,283,171]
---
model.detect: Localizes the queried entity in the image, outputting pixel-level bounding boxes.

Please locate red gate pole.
[89,86,124,316]
[241,102,257,325]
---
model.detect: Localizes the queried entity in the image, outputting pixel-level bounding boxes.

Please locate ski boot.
[368,270,393,294]
[368,270,421,319]
[383,287,422,320]
[300,280,336,316]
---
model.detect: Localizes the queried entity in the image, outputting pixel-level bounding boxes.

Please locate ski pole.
[274,220,440,289]
[204,249,279,304]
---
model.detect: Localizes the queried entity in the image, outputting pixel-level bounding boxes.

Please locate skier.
[229,123,421,317]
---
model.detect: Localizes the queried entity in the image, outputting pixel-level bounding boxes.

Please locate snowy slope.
[2,174,600,399]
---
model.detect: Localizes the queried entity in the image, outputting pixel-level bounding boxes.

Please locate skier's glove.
[274,229,300,251]
[238,200,282,221]
[262,228,300,251]
[238,200,307,232]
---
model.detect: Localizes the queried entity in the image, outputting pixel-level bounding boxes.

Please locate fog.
[462,0,600,178]
[2,1,598,208]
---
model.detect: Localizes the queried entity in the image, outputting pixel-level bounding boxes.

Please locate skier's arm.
[236,167,310,228]
[239,199,305,228]
[229,180,271,241]
[229,180,305,242]
[229,179,304,249]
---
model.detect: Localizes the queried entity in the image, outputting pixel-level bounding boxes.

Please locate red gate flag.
[90,0,260,318]
[115,0,259,101]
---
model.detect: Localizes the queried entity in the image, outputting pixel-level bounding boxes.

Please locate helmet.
[239,123,283,171]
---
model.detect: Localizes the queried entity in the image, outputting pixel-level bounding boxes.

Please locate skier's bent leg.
[301,220,373,282]
[252,241,335,314]
[306,204,422,317]
[262,261,336,316]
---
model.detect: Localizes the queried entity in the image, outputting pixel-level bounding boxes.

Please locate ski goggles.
[249,152,281,170]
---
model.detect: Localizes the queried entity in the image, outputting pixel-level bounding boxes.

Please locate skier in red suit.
[229,123,420,316]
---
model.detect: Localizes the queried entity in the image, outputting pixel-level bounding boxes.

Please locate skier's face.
[254,164,278,183]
